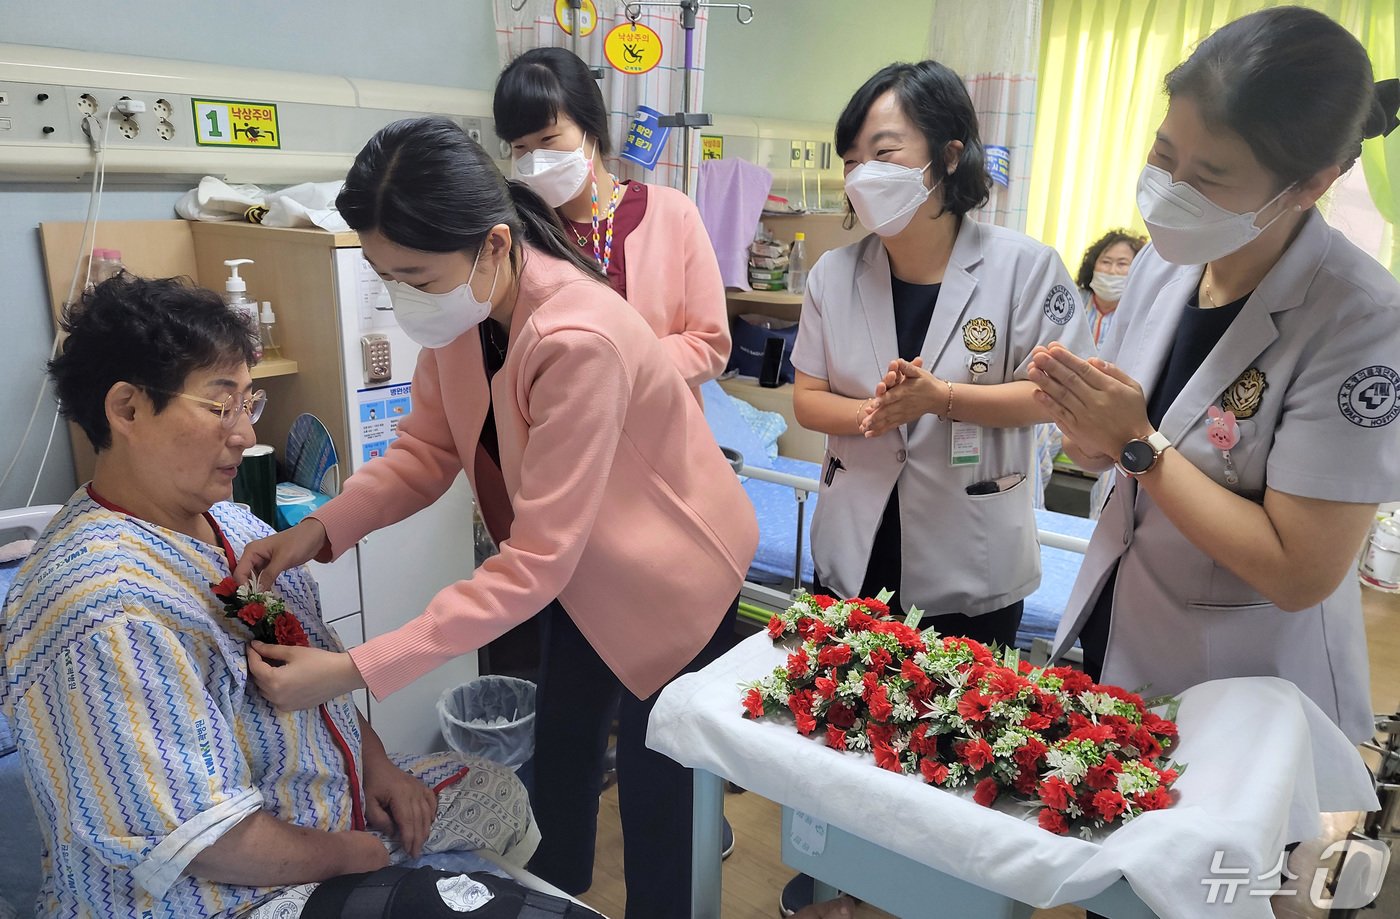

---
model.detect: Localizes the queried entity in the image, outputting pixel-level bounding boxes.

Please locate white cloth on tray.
[647,632,1378,918]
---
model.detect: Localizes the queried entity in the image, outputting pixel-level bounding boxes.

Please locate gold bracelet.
[856,398,868,426]
[943,382,954,421]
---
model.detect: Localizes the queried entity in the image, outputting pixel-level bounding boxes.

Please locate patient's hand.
[363,755,437,859]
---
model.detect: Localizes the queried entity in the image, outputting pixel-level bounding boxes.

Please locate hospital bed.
[703,381,1094,659]
[734,457,1094,649]
[0,505,61,600]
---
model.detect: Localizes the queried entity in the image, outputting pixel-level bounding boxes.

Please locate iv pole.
[562,0,606,78]
[509,0,754,191]
[622,0,755,194]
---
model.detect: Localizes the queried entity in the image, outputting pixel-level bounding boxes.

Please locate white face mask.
[383,247,497,349]
[512,140,594,209]
[1090,270,1128,302]
[1136,163,1294,265]
[844,160,940,237]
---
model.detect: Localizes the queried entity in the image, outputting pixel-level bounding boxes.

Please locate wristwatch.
[1116,431,1172,477]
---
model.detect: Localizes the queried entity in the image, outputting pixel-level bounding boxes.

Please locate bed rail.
[0,505,62,540]
[733,461,1092,608]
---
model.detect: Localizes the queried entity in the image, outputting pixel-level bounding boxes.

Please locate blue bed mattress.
[1023,509,1096,651]
[738,456,1094,651]
[742,455,819,586]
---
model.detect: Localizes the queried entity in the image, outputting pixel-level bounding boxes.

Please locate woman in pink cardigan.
[493,46,741,892]
[496,48,730,402]
[235,116,757,919]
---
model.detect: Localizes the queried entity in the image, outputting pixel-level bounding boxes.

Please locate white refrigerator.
[310,245,479,754]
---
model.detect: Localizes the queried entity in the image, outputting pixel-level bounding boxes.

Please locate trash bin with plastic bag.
[437,676,537,771]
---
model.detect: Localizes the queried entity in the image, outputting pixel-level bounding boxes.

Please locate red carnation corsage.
[212,575,309,647]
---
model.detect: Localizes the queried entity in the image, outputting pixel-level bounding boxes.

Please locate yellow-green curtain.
[1358,2,1400,273]
[1029,0,1389,276]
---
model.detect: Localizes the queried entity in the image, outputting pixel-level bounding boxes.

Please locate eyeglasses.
[146,387,268,428]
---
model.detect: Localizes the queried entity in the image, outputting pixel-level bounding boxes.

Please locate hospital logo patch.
[1043,284,1075,325]
[1338,365,1400,428]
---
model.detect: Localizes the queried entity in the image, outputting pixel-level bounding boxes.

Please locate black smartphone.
[759,336,785,388]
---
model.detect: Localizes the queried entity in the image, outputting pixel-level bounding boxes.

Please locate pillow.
[732,396,787,460]
[701,380,773,470]
[0,540,33,565]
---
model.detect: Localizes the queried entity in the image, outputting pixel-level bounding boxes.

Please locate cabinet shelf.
[727,289,803,306]
[251,356,299,379]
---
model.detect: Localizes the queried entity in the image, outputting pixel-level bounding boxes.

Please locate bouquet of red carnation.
[212,575,309,647]
[742,590,1183,837]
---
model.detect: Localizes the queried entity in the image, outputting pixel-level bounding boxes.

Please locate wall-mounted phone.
[361,333,392,384]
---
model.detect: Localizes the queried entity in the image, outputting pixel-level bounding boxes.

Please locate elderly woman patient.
[0,275,537,918]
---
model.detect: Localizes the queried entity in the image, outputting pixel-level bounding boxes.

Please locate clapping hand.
[1028,343,1149,461]
[861,356,945,437]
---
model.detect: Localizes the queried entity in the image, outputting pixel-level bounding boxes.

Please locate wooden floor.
[574,586,1400,919]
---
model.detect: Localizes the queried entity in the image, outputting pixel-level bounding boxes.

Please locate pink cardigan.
[315,249,758,701]
[623,184,731,399]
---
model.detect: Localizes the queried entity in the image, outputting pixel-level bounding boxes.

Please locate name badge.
[950,422,981,466]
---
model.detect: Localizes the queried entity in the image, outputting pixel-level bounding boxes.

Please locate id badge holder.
[950,422,981,466]
[966,353,989,383]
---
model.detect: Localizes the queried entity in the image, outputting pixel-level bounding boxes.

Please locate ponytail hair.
[337,116,604,280]
[504,178,605,278]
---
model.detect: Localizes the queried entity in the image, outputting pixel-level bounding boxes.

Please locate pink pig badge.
[1206,405,1241,485]
[1205,405,1240,449]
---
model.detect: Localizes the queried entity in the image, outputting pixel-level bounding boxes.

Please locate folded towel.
[697,158,774,290]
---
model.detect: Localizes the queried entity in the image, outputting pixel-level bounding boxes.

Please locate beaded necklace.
[584,174,625,271]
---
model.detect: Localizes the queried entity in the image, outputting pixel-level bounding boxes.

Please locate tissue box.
[275,482,332,530]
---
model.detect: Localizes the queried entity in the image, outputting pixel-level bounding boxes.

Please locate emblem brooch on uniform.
[1221,367,1267,419]
[1207,367,1266,487]
[962,318,996,380]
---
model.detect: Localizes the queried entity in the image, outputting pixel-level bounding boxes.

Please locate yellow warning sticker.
[192,99,280,148]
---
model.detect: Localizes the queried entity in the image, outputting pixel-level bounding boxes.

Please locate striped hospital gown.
[0,491,366,918]
[1079,287,1118,347]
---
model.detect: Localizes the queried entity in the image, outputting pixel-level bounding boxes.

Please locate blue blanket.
[0,557,16,600]
[0,560,16,756]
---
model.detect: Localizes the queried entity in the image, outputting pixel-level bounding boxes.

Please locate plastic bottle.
[85,249,105,289]
[1362,513,1400,585]
[258,301,280,359]
[223,259,263,360]
[88,248,124,286]
[787,232,808,296]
